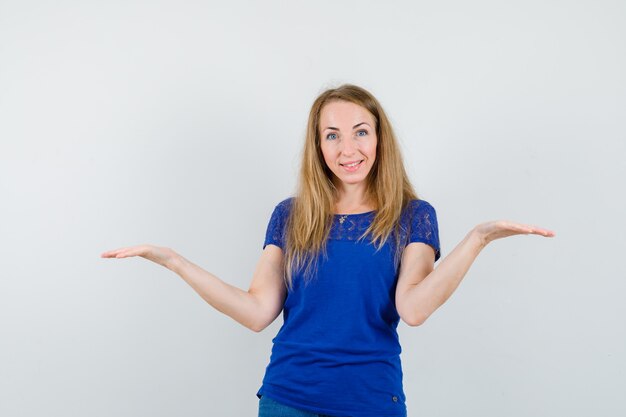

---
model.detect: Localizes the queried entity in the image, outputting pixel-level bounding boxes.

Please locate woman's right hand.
[101,244,178,269]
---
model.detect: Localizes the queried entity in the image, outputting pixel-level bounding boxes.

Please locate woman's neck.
[333,183,375,214]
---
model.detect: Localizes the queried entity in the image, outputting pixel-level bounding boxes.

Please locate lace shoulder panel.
[403,199,441,262]
[263,197,294,250]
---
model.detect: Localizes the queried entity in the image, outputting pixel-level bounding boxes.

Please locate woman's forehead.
[319,100,375,127]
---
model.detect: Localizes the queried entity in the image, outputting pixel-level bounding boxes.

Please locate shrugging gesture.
[101,84,556,417]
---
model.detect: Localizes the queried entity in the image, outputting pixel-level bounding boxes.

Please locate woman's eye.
[356,130,368,137]
[326,133,337,140]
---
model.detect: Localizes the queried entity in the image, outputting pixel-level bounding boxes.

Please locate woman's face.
[318,100,377,190]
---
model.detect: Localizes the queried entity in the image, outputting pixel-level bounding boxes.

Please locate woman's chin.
[334,176,369,187]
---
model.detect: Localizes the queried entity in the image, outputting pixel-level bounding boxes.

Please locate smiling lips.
[340,160,364,171]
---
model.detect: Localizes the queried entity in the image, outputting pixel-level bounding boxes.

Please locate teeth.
[343,161,361,167]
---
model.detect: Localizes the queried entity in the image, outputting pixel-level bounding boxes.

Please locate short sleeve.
[263,198,292,250]
[408,199,441,262]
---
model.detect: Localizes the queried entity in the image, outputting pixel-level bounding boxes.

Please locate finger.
[101,247,138,258]
[101,249,125,258]
[523,225,556,237]
[114,249,140,258]
[503,221,553,236]
[532,228,556,237]
[505,222,534,234]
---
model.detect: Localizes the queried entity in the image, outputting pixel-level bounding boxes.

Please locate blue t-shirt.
[257,197,441,417]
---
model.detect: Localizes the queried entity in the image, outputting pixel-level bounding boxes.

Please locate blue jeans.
[258,395,339,417]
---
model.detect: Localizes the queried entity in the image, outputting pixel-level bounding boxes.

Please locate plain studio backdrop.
[1,1,624,416]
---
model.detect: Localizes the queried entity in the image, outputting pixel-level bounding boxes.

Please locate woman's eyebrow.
[323,122,371,131]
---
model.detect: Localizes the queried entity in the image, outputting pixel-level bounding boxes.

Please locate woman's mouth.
[340,160,364,172]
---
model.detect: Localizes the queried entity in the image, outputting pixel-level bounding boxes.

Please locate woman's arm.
[395,221,555,326]
[101,244,287,332]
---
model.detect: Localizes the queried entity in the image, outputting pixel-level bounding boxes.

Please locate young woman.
[102,84,555,417]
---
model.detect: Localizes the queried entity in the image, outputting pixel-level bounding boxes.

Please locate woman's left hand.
[473,220,556,247]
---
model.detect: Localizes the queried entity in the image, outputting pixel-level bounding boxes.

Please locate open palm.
[100,244,177,268]
[474,220,555,246]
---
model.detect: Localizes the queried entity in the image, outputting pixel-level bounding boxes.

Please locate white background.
[1,1,624,416]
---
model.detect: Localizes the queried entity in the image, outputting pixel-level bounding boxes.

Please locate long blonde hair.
[283,84,419,290]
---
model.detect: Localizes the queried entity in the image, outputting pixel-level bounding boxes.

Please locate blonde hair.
[283,84,419,290]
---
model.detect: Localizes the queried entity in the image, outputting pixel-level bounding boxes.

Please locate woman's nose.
[341,137,357,156]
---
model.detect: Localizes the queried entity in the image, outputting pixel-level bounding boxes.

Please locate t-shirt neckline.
[334,210,376,216]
